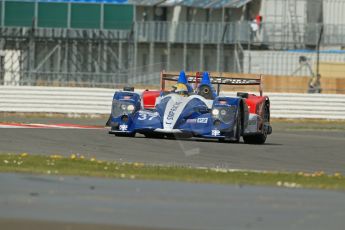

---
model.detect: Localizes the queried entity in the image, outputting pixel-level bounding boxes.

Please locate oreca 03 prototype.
[107,71,272,144]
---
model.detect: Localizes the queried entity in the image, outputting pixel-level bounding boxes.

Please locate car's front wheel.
[114,133,136,137]
[144,133,164,139]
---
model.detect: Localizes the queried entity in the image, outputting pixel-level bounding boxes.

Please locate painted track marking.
[0,122,104,129]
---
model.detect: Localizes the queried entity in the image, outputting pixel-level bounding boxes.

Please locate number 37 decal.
[138,112,158,121]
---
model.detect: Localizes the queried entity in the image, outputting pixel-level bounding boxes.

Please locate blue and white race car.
[107,71,272,144]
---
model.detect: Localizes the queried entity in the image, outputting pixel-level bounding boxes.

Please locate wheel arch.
[238,99,249,133]
[264,97,271,122]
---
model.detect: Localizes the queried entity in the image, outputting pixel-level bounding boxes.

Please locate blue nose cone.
[177,71,188,84]
[201,72,211,85]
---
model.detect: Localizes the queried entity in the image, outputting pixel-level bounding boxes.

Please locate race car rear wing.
[160,71,263,96]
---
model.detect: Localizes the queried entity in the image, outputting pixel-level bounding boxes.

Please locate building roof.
[129,0,253,8]
[128,0,165,6]
[17,0,251,8]
[31,0,129,3]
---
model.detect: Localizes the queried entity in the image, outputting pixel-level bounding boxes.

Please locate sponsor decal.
[166,101,183,124]
[186,118,208,124]
[197,118,208,124]
[123,96,132,100]
[212,129,221,136]
[186,119,197,124]
[214,103,228,107]
[119,124,128,131]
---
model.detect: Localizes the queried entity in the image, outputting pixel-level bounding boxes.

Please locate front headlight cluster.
[112,100,136,118]
[120,104,135,113]
[212,109,219,116]
[212,106,237,124]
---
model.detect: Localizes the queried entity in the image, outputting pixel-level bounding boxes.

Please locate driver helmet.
[172,83,189,97]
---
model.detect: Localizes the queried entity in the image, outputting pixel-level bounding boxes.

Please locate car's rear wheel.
[243,103,269,144]
[243,134,266,144]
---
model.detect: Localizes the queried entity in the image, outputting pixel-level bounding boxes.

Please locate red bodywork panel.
[142,90,161,109]
[246,94,269,120]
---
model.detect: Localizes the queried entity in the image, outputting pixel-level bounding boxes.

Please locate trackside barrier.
[1,86,345,120]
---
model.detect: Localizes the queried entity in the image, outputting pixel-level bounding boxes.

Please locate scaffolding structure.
[1,0,345,87]
[0,27,134,86]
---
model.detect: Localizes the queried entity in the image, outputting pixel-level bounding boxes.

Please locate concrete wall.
[323,0,345,25]
[318,62,345,78]
[260,0,345,25]
[260,0,306,24]
[306,0,323,23]
[135,6,246,23]
[247,0,262,19]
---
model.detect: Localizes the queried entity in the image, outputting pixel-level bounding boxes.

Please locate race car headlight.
[127,104,135,113]
[121,104,127,110]
[112,100,136,118]
[212,106,237,124]
[220,109,227,116]
[212,109,219,116]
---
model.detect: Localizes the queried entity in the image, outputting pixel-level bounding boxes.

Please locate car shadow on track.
[134,135,282,146]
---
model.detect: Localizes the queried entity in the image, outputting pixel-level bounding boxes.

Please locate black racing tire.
[165,134,177,140]
[144,133,164,139]
[114,133,136,137]
[243,134,266,144]
[218,138,227,143]
[243,103,269,145]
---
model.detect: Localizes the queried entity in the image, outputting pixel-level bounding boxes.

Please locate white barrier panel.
[1,86,345,120]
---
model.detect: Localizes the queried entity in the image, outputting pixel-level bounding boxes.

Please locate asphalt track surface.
[1,173,345,230]
[1,118,345,229]
[0,122,344,173]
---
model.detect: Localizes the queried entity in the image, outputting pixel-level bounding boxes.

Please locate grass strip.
[0,153,344,190]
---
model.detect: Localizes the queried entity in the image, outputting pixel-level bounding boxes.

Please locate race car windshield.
[112,100,135,118]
